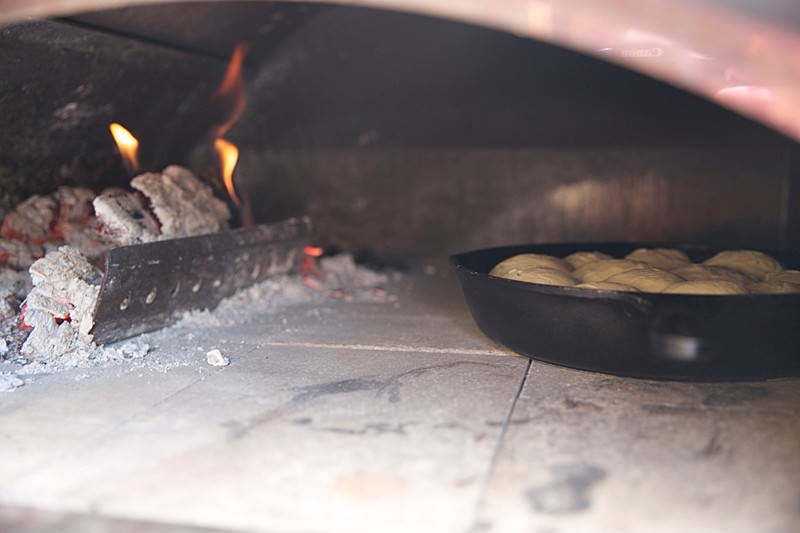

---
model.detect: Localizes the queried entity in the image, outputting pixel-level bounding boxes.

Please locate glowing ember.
[300,245,325,286]
[108,122,140,174]
[304,246,324,257]
[214,138,241,206]
[214,43,249,138]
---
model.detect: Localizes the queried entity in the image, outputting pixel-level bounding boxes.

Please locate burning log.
[51,186,95,241]
[2,170,308,359]
[130,165,231,238]
[94,166,231,246]
[0,239,43,270]
[93,189,161,246]
[0,194,57,243]
[1,42,282,362]
[0,185,100,269]
[13,165,238,358]
[21,246,101,357]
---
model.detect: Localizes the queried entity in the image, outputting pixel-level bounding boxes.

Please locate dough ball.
[705,266,754,283]
[703,250,783,280]
[766,269,800,284]
[671,264,711,280]
[662,280,748,295]
[625,248,690,271]
[564,251,612,269]
[606,267,683,293]
[671,264,752,283]
[497,267,577,287]
[574,259,648,283]
[576,281,639,292]
[747,281,800,294]
[490,253,572,277]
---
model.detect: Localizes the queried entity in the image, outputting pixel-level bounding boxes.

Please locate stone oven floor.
[0,264,798,533]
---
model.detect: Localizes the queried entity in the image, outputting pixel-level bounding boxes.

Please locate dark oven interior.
[2,1,798,255]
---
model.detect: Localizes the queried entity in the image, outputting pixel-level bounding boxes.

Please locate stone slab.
[0,343,528,533]
[477,361,800,533]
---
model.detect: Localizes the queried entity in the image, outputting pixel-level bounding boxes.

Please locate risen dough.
[625,248,689,271]
[662,280,748,295]
[497,267,577,287]
[747,281,800,294]
[565,251,612,269]
[766,269,800,284]
[490,253,572,277]
[488,247,795,296]
[574,259,648,283]
[703,250,783,280]
[606,267,683,292]
[671,264,751,283]
[576,281,639,292]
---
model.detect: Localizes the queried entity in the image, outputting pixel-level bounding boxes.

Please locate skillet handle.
[649,310,709,362]
[599,292,711,362]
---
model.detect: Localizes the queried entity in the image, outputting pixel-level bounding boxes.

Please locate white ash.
[93,188,161,246]
[94,167,230,246]
[1,194,57,243]
[0,372,23,392]
[0,165,241,377]
[131,165,231,238]
[21,246,102,357]
[0,299,15,324]
[0,238,44,270]
[0,265,32,302]
[9,339,152,376]
[54,186,95,225]
[317,254,390,288]
[0,268,33,352]
[18,310,78,359]
[1,186,101,268]
[50,186,106,257]
[181,254,394,328]
[1,253,396,386]
[117,341,151,359]
[206,348,230,367]
[11,167,232,364]
[44,226,108,260]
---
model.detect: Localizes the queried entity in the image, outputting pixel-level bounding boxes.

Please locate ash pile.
[0,166,230,362]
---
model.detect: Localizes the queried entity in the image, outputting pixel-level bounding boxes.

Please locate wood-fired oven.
[0,2,798,532]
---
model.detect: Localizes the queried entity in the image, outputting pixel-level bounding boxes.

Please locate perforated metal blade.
[90,217,310,344]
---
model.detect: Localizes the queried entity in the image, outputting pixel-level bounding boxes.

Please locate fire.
[214,43,249,138]
[211,43,250,208]
[300,245,325,286]
[108,122,140,174]
[214,138,241,206]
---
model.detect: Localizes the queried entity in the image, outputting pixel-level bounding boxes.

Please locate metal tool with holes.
[90,217,310,344]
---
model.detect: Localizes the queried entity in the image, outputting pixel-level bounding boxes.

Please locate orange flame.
[108,122,140,174]
[214,43,249,138]
[212,43,249,207]
[215,138,240,206]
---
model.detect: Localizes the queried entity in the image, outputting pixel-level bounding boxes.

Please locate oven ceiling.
[2,0,800,142]
[0,1,792,207]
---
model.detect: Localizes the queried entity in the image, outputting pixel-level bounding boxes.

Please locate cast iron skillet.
[451,243,800,381]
